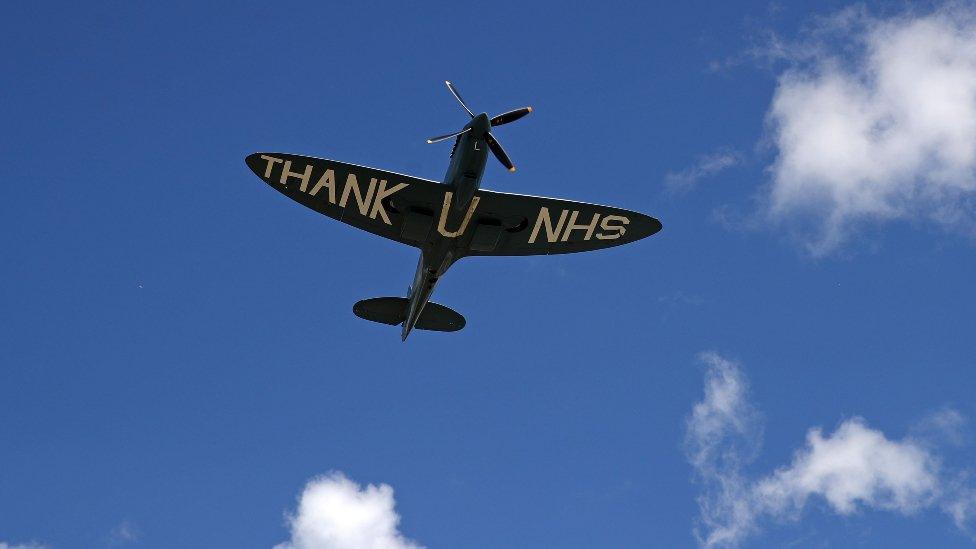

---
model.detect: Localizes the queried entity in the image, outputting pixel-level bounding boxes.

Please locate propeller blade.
[445,81,475,118]
[490,107,532,127]
[485,132,516,172]
[426,127,471,144]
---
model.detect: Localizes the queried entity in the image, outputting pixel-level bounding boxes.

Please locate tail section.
[353,297,465,333]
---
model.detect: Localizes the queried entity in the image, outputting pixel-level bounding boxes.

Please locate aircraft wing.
[464,188,662,256]
[245,152,662,255]
[245,152,449,248]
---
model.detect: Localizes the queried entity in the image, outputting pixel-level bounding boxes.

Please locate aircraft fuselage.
[400,113,491,340]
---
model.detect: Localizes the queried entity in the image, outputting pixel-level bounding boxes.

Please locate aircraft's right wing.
[245,152,451,248]
[462,188,662,256]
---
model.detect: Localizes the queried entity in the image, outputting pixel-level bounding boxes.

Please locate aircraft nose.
[473,113,491,134]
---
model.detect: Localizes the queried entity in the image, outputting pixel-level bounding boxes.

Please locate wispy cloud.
[109,520,140,546]
[275,472,423,549]
[946,483,976,534]
[665,150,742,193]
[658,291,705,307]
[685,352,976,547]
[684,353,762,547]
[0,542,48,549]
[760,5,976,255]
[912,407,969,447]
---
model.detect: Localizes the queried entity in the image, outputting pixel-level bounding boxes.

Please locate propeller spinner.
[427,81,531,172]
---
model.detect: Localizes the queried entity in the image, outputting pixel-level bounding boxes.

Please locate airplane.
[245,81,662,341]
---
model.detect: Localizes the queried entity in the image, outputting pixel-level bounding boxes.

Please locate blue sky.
[2,1,976,547]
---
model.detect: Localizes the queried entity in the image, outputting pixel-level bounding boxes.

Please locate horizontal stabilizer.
[353,297,465,332]
[415,302,465,332]
[353,297,407,325]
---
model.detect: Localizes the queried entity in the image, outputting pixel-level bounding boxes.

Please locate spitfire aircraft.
[246,82,662,340]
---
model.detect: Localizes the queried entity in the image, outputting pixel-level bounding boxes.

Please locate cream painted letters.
[338,174,377,216]
[437,192,480,237]
[560,211,600,242]
[259,155,282,178]
[528,207,569,244]
[308,169,337,203]
[369,180,410,225]
[595,215,629,240]
[280,161,313,190]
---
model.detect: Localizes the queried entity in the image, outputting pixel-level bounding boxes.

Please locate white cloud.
[685,353,974,547]
[764,5,976,254]
[666,150,742,193]
[275,472,423,549]
[0,543,48,549]
[755,419,940,516]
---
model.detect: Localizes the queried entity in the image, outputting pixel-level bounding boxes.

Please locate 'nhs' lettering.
[528,207,629,243]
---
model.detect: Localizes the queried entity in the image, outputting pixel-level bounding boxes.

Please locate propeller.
[445,81,475,118]
[426,127,471,144]
[485,132,514,172]
[427,81,531,172]
[490,107,532,127]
